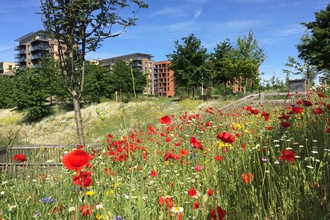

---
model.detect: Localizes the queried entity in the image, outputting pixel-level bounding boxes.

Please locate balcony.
[131,61,142,68]
[16,57,26,62]
[15,48,26,54]
[31,53,47,60]
[31,45,49,52]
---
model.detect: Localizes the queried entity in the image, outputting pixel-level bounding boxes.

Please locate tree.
[39,0,148,144]
[167,33,208,98]
[283,56,318,87]
[211,31,266,94]
[11,67,52,121]
[319,70,330,85]
[0,76,14,109]
[297,4,330,71]
[234,31,266,93]
[110,59,131,102]
[210,39,235,93]
[38,57,69,104]
[109,59,146,102]
[83,61,110,103]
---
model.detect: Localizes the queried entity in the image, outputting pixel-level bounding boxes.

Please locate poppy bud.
[99,114,105,120]
[201,193,209,206]
[95,108,100,114]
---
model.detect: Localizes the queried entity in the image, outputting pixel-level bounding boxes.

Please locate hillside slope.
[0,100,219,145]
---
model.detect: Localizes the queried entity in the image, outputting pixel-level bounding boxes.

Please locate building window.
[8,65,12,70]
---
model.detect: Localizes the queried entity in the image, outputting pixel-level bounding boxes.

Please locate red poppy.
[13,154,26,162]
[180,149,189,156]
[205,121,213,127]
[215,155,223,161]
[165,137,172,142]
[327,104,330,110]
[80,204,93,216]
[150,170,158,177]
[325,128,330,133]
[278,113,290,120]
[207,189,214,196]
[250,109,259,114]
[159,115,172,124]
[280,121,292,128]
[292,107,303,114]
[313,108,322,114]
[193,201,199,209]
[73,171,92,188]
[296,99,302,104]
[190,137,203,150]
[245,105,252,110]
[62,150,94,173]
[318,93,326,98]
[159,197,174,209]
[242,172,254,183]
[279,149,296,162]
[217,132,235,143]
[266,126,274,130]
[76,145,84,149]
[303,100,313,106]
[209,205,226,220]
[188,188,197,197]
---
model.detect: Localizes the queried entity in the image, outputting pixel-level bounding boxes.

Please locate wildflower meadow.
[1,86,330,220]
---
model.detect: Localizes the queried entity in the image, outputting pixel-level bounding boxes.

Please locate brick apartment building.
[15,30,61,68]
[154,60,175,97]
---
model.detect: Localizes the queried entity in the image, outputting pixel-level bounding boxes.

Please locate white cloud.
[194,7,202,19]
[0,46,13,52]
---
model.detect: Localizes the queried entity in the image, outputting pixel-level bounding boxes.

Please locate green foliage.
[209,38,234,87]
[108,59,146,102]
[298,4,330,71]
[0,76,15,109]
[83,61,111,103]
[167,33,209,98]
[284,53,319,87]
[11,67,52,121]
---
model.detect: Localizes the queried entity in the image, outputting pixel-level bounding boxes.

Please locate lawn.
[0,86,330,220]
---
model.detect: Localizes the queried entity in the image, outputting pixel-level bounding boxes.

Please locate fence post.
[260,93,265,105]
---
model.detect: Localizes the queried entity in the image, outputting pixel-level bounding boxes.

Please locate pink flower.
[194,165,203,172]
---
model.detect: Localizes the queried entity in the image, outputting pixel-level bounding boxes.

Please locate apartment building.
[0,61,15,76]
[154,60,175,97]
[15,30,61,68]
[97,53,156,95]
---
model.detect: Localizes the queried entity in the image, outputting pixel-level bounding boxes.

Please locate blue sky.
[0,0,328,80]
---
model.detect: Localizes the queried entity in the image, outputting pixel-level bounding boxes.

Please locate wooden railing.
[220,92,307,112]
[0,144,99,178]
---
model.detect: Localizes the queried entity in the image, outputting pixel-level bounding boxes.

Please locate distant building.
[0,61,15,76]
[154,60,175,97]
[97,53,155,95]
[15,30,61,68]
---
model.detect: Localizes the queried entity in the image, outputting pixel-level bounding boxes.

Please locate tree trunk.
[72,91,85,145]
[120,87,123,102]
[192,86,195,99]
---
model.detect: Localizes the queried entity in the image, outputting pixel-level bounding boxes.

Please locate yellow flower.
[96,214,102,219]
[85,191,94,196]
[114,182,121,188]
[106,190,114,195]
